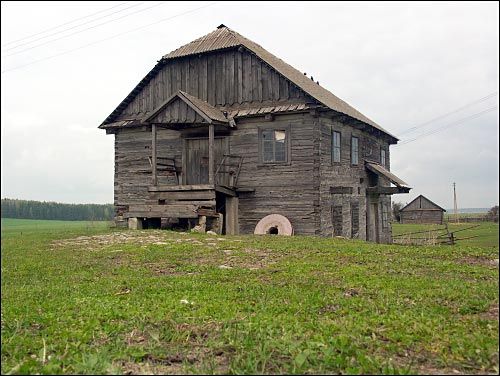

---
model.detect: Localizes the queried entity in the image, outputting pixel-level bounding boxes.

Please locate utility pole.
[453,182,459,223]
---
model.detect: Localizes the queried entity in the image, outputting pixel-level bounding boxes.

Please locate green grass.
[1,219,498,374]
[393,222,499,248]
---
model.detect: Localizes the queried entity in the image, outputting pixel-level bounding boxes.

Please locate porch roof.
[365,161,411,189]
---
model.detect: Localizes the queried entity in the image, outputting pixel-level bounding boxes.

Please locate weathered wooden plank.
[242,51,251,102]
[151,124,157,185]
[216,53,224,105]
[129,204,196,212]
[149,184,214,191]
[215,185,237,197]
[236,50,243,103]
[199,55,208,101]
[208,123,214,184]
[227,51,235,105]
[154,190,216,200]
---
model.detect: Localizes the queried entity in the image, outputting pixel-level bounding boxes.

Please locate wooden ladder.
[215,154,243,188]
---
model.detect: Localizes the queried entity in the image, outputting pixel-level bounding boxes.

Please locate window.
[351,136,359,165]
[261,129,288,163]
[381,148,386,168]
[382,203,389,229]
[332,131,341,163]
[332,205,343,236]
[351,202,359,238]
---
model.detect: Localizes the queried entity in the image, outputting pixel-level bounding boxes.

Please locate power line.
[398,91,498,136]
[1,2,217,74]
[3,2,168,57]
[2,2,144,53]
[2,2,130,47]
[395,105,498,146]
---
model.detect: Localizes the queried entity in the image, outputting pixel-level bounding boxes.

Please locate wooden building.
[99,25,411,243]
[399,195,446,224]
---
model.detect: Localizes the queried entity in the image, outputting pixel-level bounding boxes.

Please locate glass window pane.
[351,137,358,165]
[263,140,274,162]
[333,132,340,147]
[275,140,286,161]
[262,130,273,140]
[333,148,340,163]
[261,129,287,163]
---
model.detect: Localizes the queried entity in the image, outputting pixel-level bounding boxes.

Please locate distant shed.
[399,195,446,224]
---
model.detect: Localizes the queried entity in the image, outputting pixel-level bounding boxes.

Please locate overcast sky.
[1,1,498,208]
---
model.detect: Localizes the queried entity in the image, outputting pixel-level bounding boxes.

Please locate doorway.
[183,137,228,185]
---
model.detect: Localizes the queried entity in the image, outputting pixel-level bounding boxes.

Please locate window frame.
[382,203,389,229]
[351,136,359,166]
[258,125,291,165]
[380,148,386,168]
[332,130,341,164]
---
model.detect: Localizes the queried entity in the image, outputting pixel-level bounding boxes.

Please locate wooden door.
[184,138,227,185]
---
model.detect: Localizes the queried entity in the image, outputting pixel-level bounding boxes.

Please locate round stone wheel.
[254,214,293,236]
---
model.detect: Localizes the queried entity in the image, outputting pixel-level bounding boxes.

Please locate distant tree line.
[487,205,498,223]
[1,198,114,221]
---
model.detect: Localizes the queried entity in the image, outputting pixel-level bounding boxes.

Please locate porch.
[125,91,243,233]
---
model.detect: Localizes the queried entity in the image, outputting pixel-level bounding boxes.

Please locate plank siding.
[110,47,397,241]
[318,116,392,243]
[400,195,445,224]
[114,49,308,121]
[228,113,319,235]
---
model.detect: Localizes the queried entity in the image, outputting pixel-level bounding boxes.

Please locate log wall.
[318,116,393,243]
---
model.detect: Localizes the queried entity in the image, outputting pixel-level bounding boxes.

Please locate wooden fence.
[393,224,481,246]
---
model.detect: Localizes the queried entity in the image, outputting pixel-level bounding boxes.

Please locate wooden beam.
[215,185,237,197]
[330,186,353,194]
[125,204,198,218]
[366,186,411,195]
[151,124,157,186]
[235,187,255,193]
[149,184,214,192]
[208,123,214,184]
[152,191,216,200]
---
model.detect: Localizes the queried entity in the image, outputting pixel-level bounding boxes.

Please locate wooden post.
[208,123,214,185]
[152,124,157,186]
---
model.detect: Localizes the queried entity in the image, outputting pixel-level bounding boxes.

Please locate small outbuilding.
[399,195,446,224]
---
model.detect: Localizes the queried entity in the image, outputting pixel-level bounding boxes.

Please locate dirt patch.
[51,231,170,250]
[117,346,231,375]
[458,257,499,268]
[318,304,339,314]
[392,349,498,375]
[221,248,285,270]
[144,263,199,276]
[125,329,149,346]
[174,321,222,343]
[480,303,499,320]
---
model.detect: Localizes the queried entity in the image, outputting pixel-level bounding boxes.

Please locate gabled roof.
[163,25,397,140]
[143,90,232,125]
[365,161,410,188]
[400,195,447,212]
[100,25,397,141]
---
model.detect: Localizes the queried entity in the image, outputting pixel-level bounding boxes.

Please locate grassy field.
[1,218,498,374]
[392,222,499,248]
